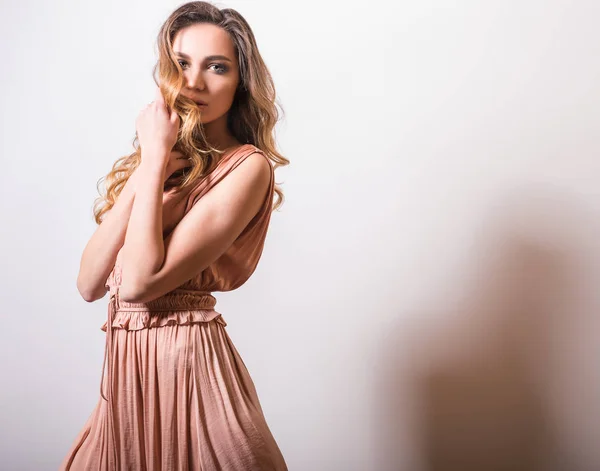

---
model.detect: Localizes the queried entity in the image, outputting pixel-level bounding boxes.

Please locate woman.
[60,2,289,469]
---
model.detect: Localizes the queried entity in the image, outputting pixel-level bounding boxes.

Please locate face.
[172,23,240,124]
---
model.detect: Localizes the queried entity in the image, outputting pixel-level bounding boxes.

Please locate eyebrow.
[174,52,233,62]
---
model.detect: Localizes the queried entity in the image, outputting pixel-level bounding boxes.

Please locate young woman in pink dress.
[60,2,289,469]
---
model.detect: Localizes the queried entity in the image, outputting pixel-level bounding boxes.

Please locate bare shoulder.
[194,147,271,224]
[220,146,272,197]
[238,147,272,178]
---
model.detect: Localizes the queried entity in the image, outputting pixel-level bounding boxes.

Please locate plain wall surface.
[1,0,599,469]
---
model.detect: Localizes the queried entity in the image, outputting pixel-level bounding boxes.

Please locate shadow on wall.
[375,186,599,471]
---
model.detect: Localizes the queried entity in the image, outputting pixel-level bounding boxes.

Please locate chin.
[198,114,214,124]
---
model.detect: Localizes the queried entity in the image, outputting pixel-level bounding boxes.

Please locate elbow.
[118,289,138,304]
[118,280,147,304]
[76,274,108,303]
[78,283,106,303]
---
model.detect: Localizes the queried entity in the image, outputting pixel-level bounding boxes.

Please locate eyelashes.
[176,60,228,74]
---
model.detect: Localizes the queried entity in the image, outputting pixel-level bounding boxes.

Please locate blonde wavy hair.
[92,1,288,225]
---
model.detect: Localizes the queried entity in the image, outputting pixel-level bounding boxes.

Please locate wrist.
[120,170,138,197]
[137,161,167,185]
[143,146,171,161]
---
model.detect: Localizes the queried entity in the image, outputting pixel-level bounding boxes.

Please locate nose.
[185,67,205,90]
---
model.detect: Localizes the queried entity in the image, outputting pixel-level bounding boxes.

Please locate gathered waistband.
[110,287,217,311]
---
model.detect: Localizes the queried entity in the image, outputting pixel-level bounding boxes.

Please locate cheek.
[209,82,238,108]
[214,80,238,98]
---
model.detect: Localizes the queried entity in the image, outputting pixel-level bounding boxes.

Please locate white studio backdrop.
[1,0,599,470]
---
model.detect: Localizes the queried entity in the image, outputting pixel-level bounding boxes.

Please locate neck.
[203,113,241,152]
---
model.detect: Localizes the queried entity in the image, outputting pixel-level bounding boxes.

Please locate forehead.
[172,23,236,58]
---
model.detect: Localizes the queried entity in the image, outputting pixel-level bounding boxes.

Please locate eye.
[177,60,228,74]
[209,63,228,74]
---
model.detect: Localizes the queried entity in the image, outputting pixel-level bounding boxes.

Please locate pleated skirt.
[59,313,287,470]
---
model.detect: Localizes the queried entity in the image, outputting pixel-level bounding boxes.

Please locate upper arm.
[121,152,272,303]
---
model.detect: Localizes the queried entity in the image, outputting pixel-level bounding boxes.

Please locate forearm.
[76,170,139,302]
[119,155,168,301]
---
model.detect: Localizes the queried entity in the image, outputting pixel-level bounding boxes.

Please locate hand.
[135,86,181,167]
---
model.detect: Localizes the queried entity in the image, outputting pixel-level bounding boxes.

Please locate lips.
[181,93,208,106]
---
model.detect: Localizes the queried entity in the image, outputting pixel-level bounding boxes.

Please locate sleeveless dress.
[60,144,288,471]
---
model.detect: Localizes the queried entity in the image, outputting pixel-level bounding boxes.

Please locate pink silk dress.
[60,144,288,471]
